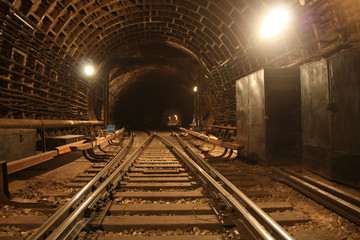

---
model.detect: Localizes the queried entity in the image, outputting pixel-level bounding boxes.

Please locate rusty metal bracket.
[0,161,10,203]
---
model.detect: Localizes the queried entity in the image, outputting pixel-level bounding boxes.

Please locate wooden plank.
[77,173,97,177]
[256,202,293,212]
[7,151,58,174]
[130,169,185,173]
[86,168,102,173]
[126,177,190,182]
[92,164,107,168]
[126,173,189,177]
[72,177,93,182]
[120,182,193,188]
[132,164,182,168]
[101,215,222,231]
[0,216,48,230]
[98,235,224,240]
[72,142,94,151]
[222,142,243,150]
[136,161,180,164]
[269,212,310,226]
[113,191,205,199]
[97,137,107,145]
[109,203,213,215]
[55,139,86,155]
[42,191,73,198]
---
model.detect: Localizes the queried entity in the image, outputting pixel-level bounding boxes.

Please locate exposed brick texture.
[1,0,360,125]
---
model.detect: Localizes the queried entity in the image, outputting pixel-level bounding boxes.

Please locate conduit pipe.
[0,119,104,129]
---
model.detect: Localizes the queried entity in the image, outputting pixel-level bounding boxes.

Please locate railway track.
[273,168,360,226]
[1,131,358,239]
[25,132,293,240]
[183,132,360,239]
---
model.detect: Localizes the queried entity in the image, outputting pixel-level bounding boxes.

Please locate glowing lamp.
[84,64,95,76]
[260,7,289,38]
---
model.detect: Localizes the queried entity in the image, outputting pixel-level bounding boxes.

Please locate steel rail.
[27,133,136,240]
[273,168,360,226]
[40,134,154,240]
[156,134,276,240]
[282,168,360,207]
[172,133,294,240]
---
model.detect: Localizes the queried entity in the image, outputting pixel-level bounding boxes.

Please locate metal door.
[248,70,266,163]
[330,50,360,187]
[300,60,332,176]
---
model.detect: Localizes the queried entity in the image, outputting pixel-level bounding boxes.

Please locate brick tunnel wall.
[0,9,90,120]
[1,0,359,126]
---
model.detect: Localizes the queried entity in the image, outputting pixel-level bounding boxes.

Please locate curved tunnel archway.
[107,41,206,130]
[112,69,194,130]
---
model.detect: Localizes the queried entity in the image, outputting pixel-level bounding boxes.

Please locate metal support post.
[0,161,10,202]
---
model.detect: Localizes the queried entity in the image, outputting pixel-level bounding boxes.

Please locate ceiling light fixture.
[84,64,95,76]
[260,7,290,38]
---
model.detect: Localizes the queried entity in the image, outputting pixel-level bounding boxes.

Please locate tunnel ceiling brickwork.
[2,0,360,125]
[10,0,360,72]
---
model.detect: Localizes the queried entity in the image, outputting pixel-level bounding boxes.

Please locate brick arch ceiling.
[18,0,269,73]
[13,0,360,85]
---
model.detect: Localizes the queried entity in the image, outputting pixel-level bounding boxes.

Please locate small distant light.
[193,86,198,92]
[84,64,95,76]
[174,115,178,120]
[260,7,289,38]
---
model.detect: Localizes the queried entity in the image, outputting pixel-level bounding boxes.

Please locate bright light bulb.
[84,65,95,76]
[260,7,289,38]
[193,86,198,92]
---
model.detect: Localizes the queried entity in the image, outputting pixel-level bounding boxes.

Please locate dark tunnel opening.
[113,72,194,130]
